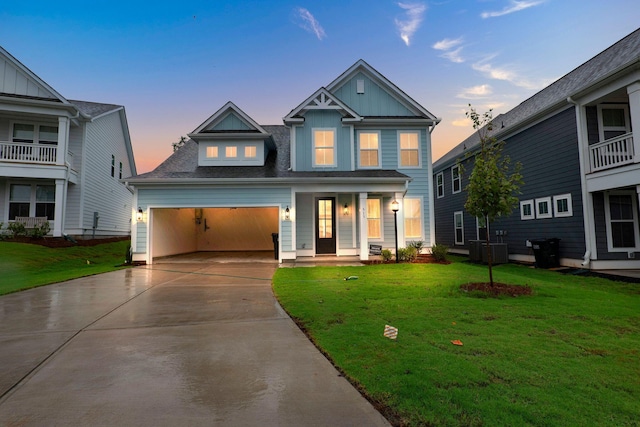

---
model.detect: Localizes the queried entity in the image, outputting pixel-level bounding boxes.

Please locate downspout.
[567,96,592,267]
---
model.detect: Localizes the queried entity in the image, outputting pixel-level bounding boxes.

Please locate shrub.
[7,221,26,237]
[29,221,51,238]
[381,249,393,262]
[431,243,449,262]
[397,246,418,262]
[407,240,424,254]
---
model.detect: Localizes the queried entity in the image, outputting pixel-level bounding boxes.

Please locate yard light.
[391,200,400,263]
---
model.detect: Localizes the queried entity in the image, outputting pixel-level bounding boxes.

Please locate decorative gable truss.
[189,101,275,167]
[283,88,362,124]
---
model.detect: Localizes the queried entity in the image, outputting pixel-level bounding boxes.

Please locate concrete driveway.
[0,263,389,426]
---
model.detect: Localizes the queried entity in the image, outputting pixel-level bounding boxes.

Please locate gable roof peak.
[283,87,362,124]
[190,101,269,137]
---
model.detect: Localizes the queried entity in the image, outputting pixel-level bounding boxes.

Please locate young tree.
[461,105,523,286]
[172,136,187,152]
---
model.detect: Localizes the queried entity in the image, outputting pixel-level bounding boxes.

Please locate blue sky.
[2,1,639,173]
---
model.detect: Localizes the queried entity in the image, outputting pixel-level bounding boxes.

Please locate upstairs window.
[206,146,219,158]
[520,200,535,220]
[436,172,444,198]
[598,105,630,141]
[398,131,420,167]
[536,197,552,219]
[358,132,380,168]
[245,146,257,158]
[119,162,123,179]
[313,129,336,167]
[553,194,573,218]
[452,165,461,194]
[12,123,58,144]
[225,146,237,158]
[111,155,115,177]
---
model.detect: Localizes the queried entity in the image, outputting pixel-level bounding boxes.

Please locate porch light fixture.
[343,203,349,216]
[136,207,143,222]
[284,206,290,221]
[391,200,400,263]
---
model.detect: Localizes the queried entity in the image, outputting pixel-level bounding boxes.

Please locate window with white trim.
[206,146,219,158]
[8,183,55,220]
[398,131,420,167]
[119,162,123,179]
[245,146,257,158]
[605,192,640,251]
[404,198,422,239]
[520,200,535,220]
[313,129,336,167]
[535,197,552,219]
[597,104,630,141]
[111,155,115,177]
[452,165,461,194]
[366,198,382,239]
[225,146,237,158]
[436,172,444,198]
[454,211,464,245]
[11,123,58,145]
[553,194,573,217]
[358,131,380,168]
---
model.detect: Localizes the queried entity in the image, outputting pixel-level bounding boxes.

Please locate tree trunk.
[485,223,493,286]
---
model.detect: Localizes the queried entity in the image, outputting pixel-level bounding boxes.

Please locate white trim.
[476,215,488,240]
[535,197,552,219]
[312,128,337,168]
[366,197,384,241]
[397,130,422,169]
[454,211,464,245]
[553,193,573,217]
[604,190,640,252]
[436,171,444,198]
[357,130,382,169]
[451,165,461,194]
[403,197,424,240]
[597,104,630,142]
[520,199,535,220]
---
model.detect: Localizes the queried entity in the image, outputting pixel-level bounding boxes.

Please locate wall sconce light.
[343,203,349,216]
[284,206,290,221]
[136,207,143,222]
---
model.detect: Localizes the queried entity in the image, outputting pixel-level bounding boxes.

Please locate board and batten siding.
[295,110,352,171]
[81,111,133,236]
[295,193,313,250]
[136,186,293,253]
[213,113,252,131]
[0,56,56,98]
[434,107,585,261]
[331,72,414,117]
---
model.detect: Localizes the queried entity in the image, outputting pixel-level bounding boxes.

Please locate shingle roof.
[129,124,409,183]
[434,28,640,169]
[69,100,122,118]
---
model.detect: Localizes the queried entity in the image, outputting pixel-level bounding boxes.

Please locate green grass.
[273,258,640,426]
[0,240,131,295]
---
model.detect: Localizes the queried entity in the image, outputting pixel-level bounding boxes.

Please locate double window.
[358,132,380,168]
[12,123,58,145]
[8,183,55,220]
[313,129,336,167]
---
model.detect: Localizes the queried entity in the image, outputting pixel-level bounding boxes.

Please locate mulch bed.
[2,236,130,248]
[460,282,533,297]
[363,254,451,265]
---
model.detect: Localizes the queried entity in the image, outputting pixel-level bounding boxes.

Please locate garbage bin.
[271,233,279,260]
[531,238,560,268]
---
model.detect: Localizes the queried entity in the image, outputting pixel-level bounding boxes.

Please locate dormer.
[189,102,275,167]
[283,87,362,125]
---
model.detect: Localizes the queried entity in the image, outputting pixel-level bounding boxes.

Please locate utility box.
[468,240,486,262]
[482,243,509,265]
[531,238,560,268]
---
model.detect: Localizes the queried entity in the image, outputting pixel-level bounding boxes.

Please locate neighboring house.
[433,29,640,270]
[126,60,440,264]
[0,46,136,238]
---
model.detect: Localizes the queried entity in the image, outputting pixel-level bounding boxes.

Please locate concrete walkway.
[0,263,389,426]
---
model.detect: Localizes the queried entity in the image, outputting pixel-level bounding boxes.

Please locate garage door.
[151,207,279,259]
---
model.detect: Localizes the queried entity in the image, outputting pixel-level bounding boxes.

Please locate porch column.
[394,192,406,249]
[359,192,368,261]
[53,179,66,237]
[627,82,640,163]
[56,116,70,166]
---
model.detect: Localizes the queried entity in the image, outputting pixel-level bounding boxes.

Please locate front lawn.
[273,259,640,426]
[0,240,131,295]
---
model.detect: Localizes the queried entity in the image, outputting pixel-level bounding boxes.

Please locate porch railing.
[0,142,57,164]
[589,133,635,172]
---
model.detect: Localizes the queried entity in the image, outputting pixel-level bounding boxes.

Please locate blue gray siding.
[332,72,414,117]
[294,110,352,171]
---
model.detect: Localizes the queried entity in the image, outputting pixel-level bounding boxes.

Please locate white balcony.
[589,133,635,173]
[0,141,57,164]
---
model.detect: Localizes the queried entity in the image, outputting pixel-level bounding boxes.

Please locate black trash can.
[271,233,279,260]
[531,238,560,268]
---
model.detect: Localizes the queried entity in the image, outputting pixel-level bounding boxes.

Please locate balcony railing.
[0,142,57,164]
[589,133,635,172]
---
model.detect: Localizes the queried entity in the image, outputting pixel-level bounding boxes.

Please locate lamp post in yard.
[391,199,399,263]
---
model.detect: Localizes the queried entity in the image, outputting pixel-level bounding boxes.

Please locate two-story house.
[433,28,640,270]
[126,60,440,264]
[0,46,137,238]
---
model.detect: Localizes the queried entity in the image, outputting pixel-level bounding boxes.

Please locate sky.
[2,1,639,174]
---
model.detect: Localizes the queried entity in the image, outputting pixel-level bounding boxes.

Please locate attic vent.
[356,79,365,94]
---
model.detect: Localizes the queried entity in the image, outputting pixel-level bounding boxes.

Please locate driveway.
[0,263,389,426]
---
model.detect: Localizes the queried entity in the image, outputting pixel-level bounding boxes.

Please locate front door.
[316,197,336,254]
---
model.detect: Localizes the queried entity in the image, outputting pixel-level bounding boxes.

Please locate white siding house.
[0,46,136,238]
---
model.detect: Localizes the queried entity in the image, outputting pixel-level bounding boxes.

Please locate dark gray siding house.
[434,28,640,270]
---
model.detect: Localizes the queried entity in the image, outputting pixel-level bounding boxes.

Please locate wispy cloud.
[471,55,550,90]
[481,0,544,19]
[433,37,465,63]
[395,2,427,46]
[457,84,493,99]
[293,7,326,40]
